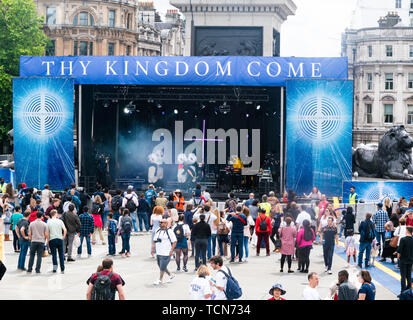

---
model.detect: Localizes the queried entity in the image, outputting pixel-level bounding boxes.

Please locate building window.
[126,13,131,29]
[368,45,372,57]
[410,45,413,58]
[46,7,56,25]
[73,12,94,26]
[395,0,402,8]
[408,105,413,124]
[385,73,394,90]
[126,45,131,56]
[46,40,55,56]
[108,42,115,55]
[367,73,373,90]
[109,10,115,27]
[366,104,372,124]
[73,41,93,55]
[386,45,393,57]
[409,73,413,89]
[384,104,393,123]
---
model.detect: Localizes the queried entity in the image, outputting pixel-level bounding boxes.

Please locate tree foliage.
[0,0,48,144]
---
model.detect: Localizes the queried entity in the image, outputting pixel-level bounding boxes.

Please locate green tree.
[0,0,48,146]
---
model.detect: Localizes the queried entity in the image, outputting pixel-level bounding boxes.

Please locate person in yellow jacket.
[349,186,358,204]
[259,195,272,216]
[0,178,6,194]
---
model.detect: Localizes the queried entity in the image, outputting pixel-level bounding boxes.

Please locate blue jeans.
[18,240,30,269]
[102,210,110,229]
[49,238,65,271]
[243,236,249,258]
[137,212,149,231]
[77,235,92,255]
[375,231,386,254]
[230,233,244,261]
[121,232,131,253]
[323,243,335,271]
[131,212,138,232]
[113,210,120,222]
[358,241,372,266]
[108,234,116,255]
[207,235,217,259]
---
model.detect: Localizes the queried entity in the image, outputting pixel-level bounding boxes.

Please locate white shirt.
[394,225,407,246]
[189,276,213,300]
[302,286,321,300]
[122,194,139,211]
[296,211,311,228]
[203,192,211,201]
[194,211,217,232]
[213,266,229,300]
[153,228,177,256]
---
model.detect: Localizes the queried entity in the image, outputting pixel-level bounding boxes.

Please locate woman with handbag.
[380,221,396,263]
[217,211,230,257]
[279,217,297,273]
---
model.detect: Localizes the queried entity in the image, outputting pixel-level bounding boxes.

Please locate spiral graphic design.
[22,93,64,136]
[297,97,341,141]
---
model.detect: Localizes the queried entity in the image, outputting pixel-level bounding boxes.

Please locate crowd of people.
[0,181,412,300]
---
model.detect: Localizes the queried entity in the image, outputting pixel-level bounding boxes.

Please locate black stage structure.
[77,84,286,199]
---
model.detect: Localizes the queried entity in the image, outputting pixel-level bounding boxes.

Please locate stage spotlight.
[246,113,250,118]
[256,104,261,110]
[157,103,162,109]
[201,104,206,109]
[162,111,165,115]
[103,101,109,108]
[148,98,154,103]
[219,102,230,114]
[184,110,189,114]
[124,107,129,114]
[174,109,178,114]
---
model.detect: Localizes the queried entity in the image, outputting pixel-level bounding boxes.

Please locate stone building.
[342,12,413,146]
[156,9,185,56]
[169,0,296,56]
[34,0,181,57]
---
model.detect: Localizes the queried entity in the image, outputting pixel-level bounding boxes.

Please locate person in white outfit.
[41,185,54,211]
[189,264,214,300]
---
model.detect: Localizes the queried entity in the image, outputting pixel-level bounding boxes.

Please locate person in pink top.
[91,195,105,245]
[279,217,297,273]
[296,219,315,273]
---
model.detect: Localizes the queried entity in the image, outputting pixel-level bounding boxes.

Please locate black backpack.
[121,216,132,233]
[365,221,376,242]
[111,196,122,211]
[91,272,113,300]
[126,197,137,212]
[259,215,268,231]
[91,203,100,215]
[174,224,185,242]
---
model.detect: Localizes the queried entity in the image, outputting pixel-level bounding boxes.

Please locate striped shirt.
[372,209,389,233]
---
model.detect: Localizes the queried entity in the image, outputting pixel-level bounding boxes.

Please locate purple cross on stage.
[184,120,223,164]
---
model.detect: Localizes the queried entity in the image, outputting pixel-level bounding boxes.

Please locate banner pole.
[78,84,82,178]
[280,87,284,195]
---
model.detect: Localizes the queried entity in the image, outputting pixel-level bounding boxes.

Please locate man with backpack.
[151,218,177,285]
[226,205,247,263]
[110,190,123,221]
[255,208,272,256]
[119,209,133,257]
[209,255,242,300]
[86,258,125,300]
[358,213,376,268]
[122,189,139,233]
[107,213,117,256]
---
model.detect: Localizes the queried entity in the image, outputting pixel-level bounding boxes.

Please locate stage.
[15,56,350,197]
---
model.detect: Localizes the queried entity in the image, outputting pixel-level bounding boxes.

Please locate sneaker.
[77,254,81,259]
[122,253,126,258]
[256,253,260,256]
[166,274,175,282]
[126,253,131,257]
[328,270,332,274]
[153,280,161,286]
[280,269,284,273]
[183,267,188,272]
[177,267,181,272]
[229,260,235,263]
[288,270,294,273]
[87,254,92,258]
[67,258,75,262]
[357,264,363,268]
[244,258,248,262]
[61,270,65,274]
[325,267,328,272]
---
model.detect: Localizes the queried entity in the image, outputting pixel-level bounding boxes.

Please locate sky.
[153,0,358,57]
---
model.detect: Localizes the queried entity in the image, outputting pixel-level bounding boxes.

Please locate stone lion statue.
[352,125,413,180]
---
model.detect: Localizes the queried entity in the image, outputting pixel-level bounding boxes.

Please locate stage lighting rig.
[219,102,230,114]
[124,101,136,114]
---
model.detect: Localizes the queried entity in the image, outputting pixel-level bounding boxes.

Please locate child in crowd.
[107,213,117,256]
[344,230,357,267]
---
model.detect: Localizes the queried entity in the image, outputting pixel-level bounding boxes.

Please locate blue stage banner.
[19,56,348,86]
[343,181,413,203]
[13,78,75,190]
[286,80,353,197]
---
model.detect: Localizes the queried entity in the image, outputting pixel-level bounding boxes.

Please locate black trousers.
[281,254,292,270]
[195,239,208,269]
[298,245,312,271]
[270,226,279,246]
[400,263,412,293]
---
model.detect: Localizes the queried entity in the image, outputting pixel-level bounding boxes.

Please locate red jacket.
[29,211,44,223]
[255,213,272,233]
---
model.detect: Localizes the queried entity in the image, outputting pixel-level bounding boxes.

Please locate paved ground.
[0,232,398,300]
